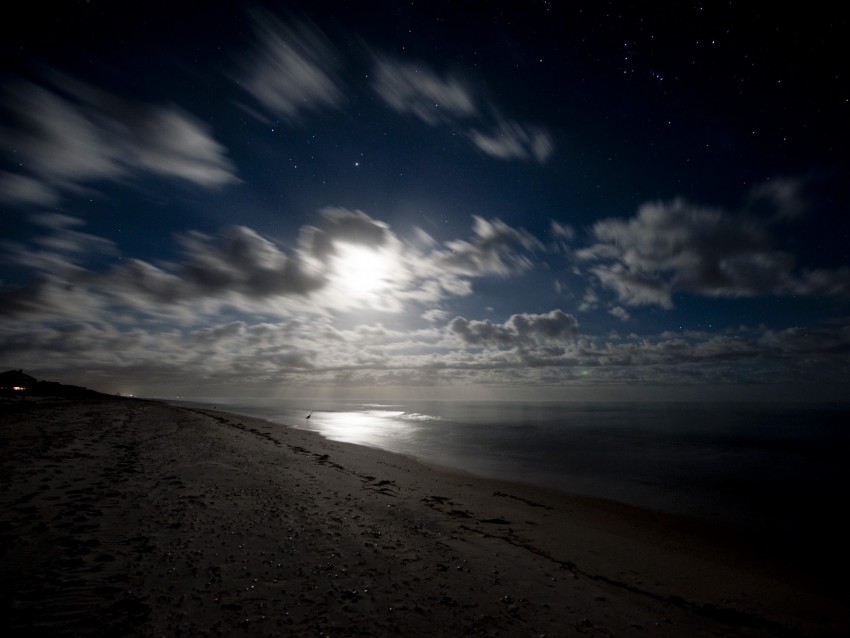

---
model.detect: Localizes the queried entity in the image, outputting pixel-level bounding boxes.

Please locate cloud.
[745,176,808,220]
[231,18,554,162]
[0,172,60,206]
[29,213,118,259]
[550,221,575,241]
[172,225,323,298]
[609,306,630,321]
[105,216,399,311]
[578,288,599,312]
[371,56,477,125]
[238,11,344,122]
[1,208,546,324]
[371,54,554,163]
[2,287,848,394]
[422,308,450,323]
[467,118,554,163]
[576,197,850,307]
[0,217,323,319]
[0,75,237,206]
[128,108,238,187]
[1,213,117,279]
[449,310,578,348]
[299,207,392,261]
[435,216,542,277]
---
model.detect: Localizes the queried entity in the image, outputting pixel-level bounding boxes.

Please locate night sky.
[1,1,848,401]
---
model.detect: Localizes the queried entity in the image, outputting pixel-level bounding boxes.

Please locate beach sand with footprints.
[1,398,846,637]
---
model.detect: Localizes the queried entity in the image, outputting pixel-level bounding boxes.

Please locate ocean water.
[173,397,850,547]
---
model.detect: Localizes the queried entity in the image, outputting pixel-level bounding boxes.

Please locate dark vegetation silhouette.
[0,369,111,399]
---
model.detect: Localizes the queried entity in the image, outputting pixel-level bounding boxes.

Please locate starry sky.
[1,1,848,401]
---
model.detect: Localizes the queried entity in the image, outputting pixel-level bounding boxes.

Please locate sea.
[170,397,850,553]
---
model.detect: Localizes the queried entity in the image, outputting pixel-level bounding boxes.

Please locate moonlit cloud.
[0,210,547,325]
[1,3,846,405]
[2,181,845,397]
[238,11,344,122]
[2,286,847,394]
[106,215,402,313]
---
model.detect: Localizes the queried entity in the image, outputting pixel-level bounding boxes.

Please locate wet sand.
[0,398,846,637]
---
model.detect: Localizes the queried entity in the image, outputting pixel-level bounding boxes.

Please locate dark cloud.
[300,207,391,260]
[757,325,850,357]
[449,310,579,348]
[108,225,324,307]
[107,259,186,306]
[576,197,850,307]
[177,226,320,297]
[0,277,108,321]
[0,220,322,319]
[745,176,808,220]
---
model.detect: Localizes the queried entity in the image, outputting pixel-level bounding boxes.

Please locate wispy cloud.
[372,57,477,125]
[0,74,238,207]
[467,118,554,163]
[433,216,542,277]
[371,54,554,163]
[234,15,553,163]
[237,11,344,122]
[0,172,60,206]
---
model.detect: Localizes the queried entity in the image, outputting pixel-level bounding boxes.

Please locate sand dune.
[1,398,846,636]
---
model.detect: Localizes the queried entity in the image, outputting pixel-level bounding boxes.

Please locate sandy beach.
[1,398,846,637]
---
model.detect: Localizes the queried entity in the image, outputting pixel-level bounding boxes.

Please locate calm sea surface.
[171,398,850,546]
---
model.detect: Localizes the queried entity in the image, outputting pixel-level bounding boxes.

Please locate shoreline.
[174,398,850,577]
[1,397,847,636]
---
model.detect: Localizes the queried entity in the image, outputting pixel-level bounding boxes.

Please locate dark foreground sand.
[1,398,847,637]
